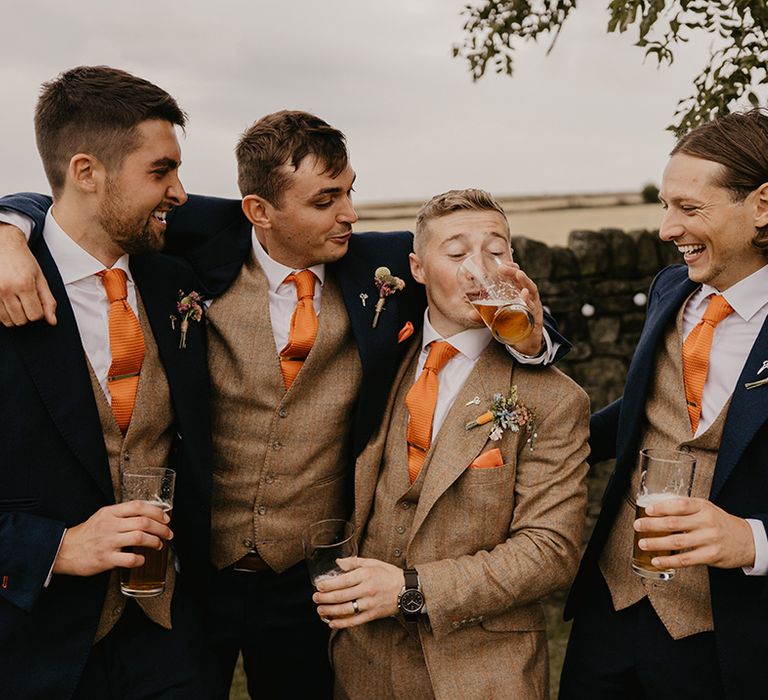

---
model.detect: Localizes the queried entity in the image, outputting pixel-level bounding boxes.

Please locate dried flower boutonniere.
[465,386,538,450]
[169,290,203,349]
[372,266,405,328]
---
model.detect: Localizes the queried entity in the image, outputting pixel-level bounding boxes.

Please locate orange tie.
[682,294,734,433]
[405,341,459,483]
[279,270,318,390]
[98,268,145,434]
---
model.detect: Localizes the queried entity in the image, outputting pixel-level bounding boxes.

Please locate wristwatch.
[397,568,425,621]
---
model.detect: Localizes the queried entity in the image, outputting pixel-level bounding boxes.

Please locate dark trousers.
[73,583,208,700]
[559,572,726,700]
[207,561,332,700]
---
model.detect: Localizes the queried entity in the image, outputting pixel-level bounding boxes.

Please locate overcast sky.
[0,0,739,204]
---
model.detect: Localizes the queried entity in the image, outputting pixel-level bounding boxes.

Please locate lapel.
[712,312,768,498]
[615,271,697,468]
[353,339,421,533]
[408,344,514,544]
[10,237,113,500]
[129,255,209,439]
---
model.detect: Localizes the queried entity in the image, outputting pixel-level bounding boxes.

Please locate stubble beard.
[97,177,165,255]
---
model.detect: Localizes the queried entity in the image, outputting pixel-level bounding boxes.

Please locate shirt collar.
[691,263,768,322]
[251,228,325,292]
[421,309,492,361]
[43,208,131,285]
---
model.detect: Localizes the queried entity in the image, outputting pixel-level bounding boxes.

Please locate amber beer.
[119,467,175,597]
[120,502,172,596]
[631,494,675,580]
[471,299,533,344]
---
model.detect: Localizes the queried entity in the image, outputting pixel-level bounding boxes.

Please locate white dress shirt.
[681,264,768,575]
[414,311,493,436]
[44,209,136,400]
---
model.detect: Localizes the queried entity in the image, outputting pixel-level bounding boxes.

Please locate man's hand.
[313,556,405,629]
[0,223,56,327]
[634,496,756,570]
[499,262,544,357]
[52,501,173,577]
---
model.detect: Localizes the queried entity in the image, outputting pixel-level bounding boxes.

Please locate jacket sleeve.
[415,383,590,639]
[0,512,66,612]
[0,192,52,244]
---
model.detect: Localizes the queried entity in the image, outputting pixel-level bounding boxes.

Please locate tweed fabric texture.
[205,251,362,571]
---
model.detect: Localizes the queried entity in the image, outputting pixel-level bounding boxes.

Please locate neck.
[51,198,123,267]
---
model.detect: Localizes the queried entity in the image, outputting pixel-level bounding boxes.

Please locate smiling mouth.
[677,243,706,259]
[151,208,169,224]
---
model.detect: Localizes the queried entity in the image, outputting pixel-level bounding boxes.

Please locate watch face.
[399,589,424,614]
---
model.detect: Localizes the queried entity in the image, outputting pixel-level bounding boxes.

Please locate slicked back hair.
[236,110,348,206]
[413,188,510,255]
[35,65,186,197]
[672,108,768,255]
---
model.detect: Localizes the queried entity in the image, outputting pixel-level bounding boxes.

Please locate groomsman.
[561,109,768,699]
[0,66,211,698]
[314,189,590,700]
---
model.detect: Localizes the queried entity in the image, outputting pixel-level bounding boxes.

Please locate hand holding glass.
[303,519,357,586]
[457,251,534,344]
[119,467,175,597]
[631,448,696,580]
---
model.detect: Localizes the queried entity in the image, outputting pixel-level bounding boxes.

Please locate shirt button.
[400,502,411,510]
[394,549,402,557]
[396,525,405,534]
[272,441,282,450]
[278,409,288,418]
[265,474,275,484]
[257,506,266,516]
[243,538,254,548]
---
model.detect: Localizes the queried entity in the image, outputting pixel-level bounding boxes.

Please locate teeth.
[152,210,167,222]
[678,244,705,255]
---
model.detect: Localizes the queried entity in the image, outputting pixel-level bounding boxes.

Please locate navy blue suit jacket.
[0,201,212,698]
[566,264,768,698]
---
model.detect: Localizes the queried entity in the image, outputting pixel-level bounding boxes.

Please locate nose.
[337,195,358,225]
[658,207,682,242]
[167,173,188,206]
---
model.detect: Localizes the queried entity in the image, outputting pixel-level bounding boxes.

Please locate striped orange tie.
[682,294,733,433]
[405,341,459,483]
[98,268,145,434]
[279,270,318,390]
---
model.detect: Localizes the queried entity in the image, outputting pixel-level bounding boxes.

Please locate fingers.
[643,496,704,517]
[109,500,172,523]
[37,273,57,325]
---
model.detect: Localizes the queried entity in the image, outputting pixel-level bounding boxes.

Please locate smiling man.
[313,189,590,700]
[0,66,212,699]
[560,109,768,700]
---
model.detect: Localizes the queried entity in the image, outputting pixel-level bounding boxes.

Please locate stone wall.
[511,227,681,534]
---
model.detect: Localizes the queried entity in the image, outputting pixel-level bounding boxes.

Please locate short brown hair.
[235,110,348,205]
[34,65,186,197]
[414,188,509,253]
[672,108,768,253]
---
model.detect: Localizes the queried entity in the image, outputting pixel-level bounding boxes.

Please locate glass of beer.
[303,519,357,587]
[457,250,534,344]
[119,467,175,597]
[631,449,696,581]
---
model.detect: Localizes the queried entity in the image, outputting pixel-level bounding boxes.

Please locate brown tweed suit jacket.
[337,339,590,699]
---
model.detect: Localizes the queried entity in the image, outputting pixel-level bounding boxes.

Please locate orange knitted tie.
[279,270,318,390]
[405,341,459,483]
[682,294,734,434]
[98,268,145,434]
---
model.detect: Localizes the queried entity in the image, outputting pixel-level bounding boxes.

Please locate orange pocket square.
[398,321,414,344]
[469,448,504,469]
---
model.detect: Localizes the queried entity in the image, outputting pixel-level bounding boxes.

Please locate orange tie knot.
[286,269,316,302]
[98,268,128,303]
[424,341,459,373]
[701,294,734,326]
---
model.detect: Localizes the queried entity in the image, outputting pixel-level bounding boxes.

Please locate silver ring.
[351,599,360,615]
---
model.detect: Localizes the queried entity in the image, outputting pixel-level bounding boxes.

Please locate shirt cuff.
[44,529,67,587]
[506,328,558,365]
[743,519,768,576]
[0,209,33,240]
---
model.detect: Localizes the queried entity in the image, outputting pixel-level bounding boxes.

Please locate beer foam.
[636,492,677,508]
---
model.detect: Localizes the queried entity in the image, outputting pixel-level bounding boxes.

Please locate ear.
[409,251,426,286]
[754,182,768,229]
[68,153,101,194]
[242,194,272,228]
